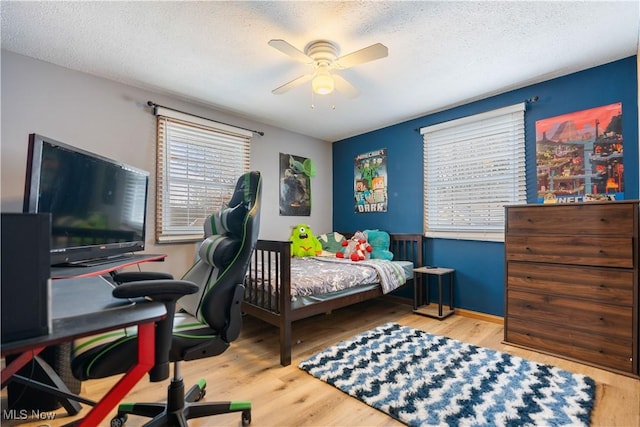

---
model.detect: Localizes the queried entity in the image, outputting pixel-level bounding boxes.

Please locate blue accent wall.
[333,56,638,316]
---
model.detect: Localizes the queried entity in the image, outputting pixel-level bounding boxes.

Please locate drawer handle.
[600,218,607,222]
[599,283,606,288]
[599,249,605,254]
[599,317,605,321]
[525,247,531,251]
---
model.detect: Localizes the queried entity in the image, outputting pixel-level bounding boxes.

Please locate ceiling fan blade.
[268,39,313,64]
[272,74,313,95]
[332,74,360,99]
[335,43,388,69]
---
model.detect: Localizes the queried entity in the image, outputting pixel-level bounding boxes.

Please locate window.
[421,103,526,242]
[155,107,251,243]
[122,172,147,229]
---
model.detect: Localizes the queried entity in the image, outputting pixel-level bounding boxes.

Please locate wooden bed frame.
[242,233,424,366]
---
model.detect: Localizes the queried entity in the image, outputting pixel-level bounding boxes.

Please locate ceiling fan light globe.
[312,74,334,95]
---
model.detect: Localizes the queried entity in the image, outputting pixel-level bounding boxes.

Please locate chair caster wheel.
[242,409,251,426]
[195,387,206,401]
[110,414,128,427]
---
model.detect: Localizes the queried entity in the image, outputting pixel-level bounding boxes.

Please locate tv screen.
[23,134,149,266]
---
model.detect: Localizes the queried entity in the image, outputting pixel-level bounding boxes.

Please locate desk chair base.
[112,366,251,427]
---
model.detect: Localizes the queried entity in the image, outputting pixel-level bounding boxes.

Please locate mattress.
[291,259,413,308]
[248,257,413,309]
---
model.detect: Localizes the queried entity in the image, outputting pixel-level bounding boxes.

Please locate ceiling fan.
[268,39,388,98]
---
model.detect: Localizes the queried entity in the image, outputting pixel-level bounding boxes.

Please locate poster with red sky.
[535,102,623,203]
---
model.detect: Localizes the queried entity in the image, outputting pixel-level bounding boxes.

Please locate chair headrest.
[228,170,261,209]
[204,171,261,238]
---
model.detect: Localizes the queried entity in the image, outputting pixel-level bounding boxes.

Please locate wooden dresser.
[504,201,638,376]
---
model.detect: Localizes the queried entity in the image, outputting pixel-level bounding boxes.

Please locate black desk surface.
[1,276,166,356]
[51,253,167,280]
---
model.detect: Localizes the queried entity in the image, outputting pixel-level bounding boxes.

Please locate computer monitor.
[23,133,149,266]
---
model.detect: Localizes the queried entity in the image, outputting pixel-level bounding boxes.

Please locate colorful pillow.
[317,232,346,254]
[364,229,393,260]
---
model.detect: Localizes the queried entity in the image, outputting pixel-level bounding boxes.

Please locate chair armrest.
[112,271,174,283]
[112,280,198,302]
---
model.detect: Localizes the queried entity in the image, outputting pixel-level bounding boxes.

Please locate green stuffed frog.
[290,224,323,257]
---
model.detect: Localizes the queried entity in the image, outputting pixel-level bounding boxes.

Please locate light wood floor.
[3,299,639,426]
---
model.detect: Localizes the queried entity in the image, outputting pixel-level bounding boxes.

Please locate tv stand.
[51,253,167,280]
[55,253,134,268]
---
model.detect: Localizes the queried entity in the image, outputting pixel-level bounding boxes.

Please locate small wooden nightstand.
[413,266,455,319]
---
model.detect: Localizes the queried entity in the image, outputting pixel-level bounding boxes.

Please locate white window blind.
[122,173,147,229]
[155,107,251,243]
[421,103,526,242]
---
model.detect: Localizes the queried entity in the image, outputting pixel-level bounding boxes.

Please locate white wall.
[1,50,333,277]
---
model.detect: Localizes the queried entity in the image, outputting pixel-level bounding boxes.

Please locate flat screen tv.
[23,133,149,266]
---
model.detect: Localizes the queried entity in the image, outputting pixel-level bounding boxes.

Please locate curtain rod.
[147,101,265,136]
[412,96,538,132]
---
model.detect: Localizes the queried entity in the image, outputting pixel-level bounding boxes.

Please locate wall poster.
[279,153,311,216]
[354,148,387,213]
[536,102,623,203]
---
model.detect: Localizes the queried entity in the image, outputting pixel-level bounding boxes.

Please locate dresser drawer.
[506,317,634,373]
[507,262,634,305]
[506,203,635,235]
[506,289,633,339]
[506,235,634,268]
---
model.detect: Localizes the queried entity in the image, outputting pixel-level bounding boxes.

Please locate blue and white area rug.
[299,323,595,427]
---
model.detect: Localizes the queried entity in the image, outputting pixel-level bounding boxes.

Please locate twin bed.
[242,233,423,366]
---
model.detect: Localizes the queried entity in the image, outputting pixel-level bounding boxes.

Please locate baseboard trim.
[455,308,504,325]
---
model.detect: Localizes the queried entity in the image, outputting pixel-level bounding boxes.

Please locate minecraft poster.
[279,153,311,216]
[536,103,623,203]
[354,148,387,213]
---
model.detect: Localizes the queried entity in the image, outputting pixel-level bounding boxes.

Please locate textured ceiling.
[2,1,639,142]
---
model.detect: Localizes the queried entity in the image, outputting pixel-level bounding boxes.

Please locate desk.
[413,266,455,319]
[1,275,166,426]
